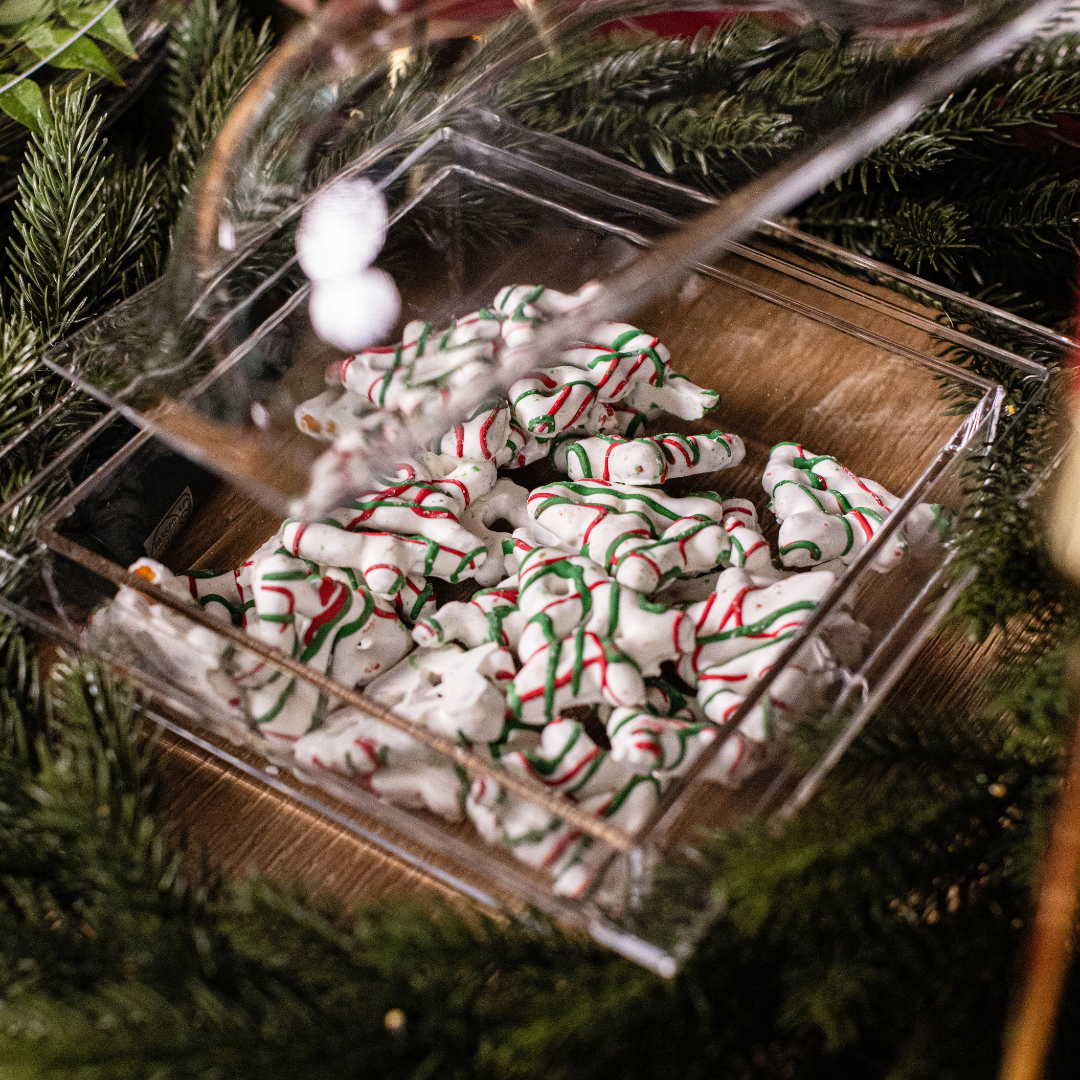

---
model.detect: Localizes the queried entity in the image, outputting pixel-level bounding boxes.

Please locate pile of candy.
[90,285,943,900]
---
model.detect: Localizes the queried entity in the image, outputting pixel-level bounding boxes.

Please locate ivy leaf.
[60,1,138,60]
[23,22,124,85]
[0,74,49,133]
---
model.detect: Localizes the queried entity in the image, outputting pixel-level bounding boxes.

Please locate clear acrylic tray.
[4,115,1065,973]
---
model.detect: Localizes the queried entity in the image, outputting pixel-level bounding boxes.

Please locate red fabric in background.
[430,0,744,36]
[602,10,739,36]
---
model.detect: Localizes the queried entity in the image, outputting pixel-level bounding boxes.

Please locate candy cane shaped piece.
[326,480,484,548]
[415,455,497,509]
[412,582,526,652]
[556,320,680,415]
[515,548,612,661]
[363,642,515,743]
[507,628,647,726]
[606,707,718,778]
[318,484,489,584]
[498,718,633,800]
[605,512,730,594]
[562,430,745,485]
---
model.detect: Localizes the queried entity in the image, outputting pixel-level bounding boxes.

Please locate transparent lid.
[44,0,1064,514]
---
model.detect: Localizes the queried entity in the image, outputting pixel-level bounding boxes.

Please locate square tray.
[8,115,1062,972]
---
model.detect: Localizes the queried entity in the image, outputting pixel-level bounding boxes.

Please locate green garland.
[0,6,1078,1077]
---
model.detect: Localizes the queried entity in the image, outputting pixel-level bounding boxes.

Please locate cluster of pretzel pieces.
[294,283,722,514]
[103,273,952,901]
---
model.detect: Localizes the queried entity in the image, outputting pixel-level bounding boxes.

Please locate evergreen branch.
[165,1,273,210]
[878,197,974,276]
[0,315,44,449]
[734,25,867,109]
[164,0,245,122]
[838,131,953,193]
[499,21,777,116]
[918,69,1080,146]
[5,84,163,339]
[965,177,1080,253]
[514,92,800,191]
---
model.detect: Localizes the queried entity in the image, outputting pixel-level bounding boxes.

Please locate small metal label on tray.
[145,486,194,560]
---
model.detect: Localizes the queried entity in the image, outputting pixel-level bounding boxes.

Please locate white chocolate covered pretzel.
[466,771,659,898]
[515,548,693,675]
[508,628,646,726]
[294,387,375,442]
[491,283,597,347]
[764,443,904,571]
[309,479,491,584]
[231,556,413,740]
[92,559,236,717]
[606,707,718,779]
[562,430,744,485]
[679,566,838,686]
[497,717,633,799]
[333,313,502,416]
[526,478,732,593]
[278,523,456,600]
[508,366,624,440]
[412,581,526,653]
[363,642,515,743]
[623,371,720,421]
[294,706,466,821]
